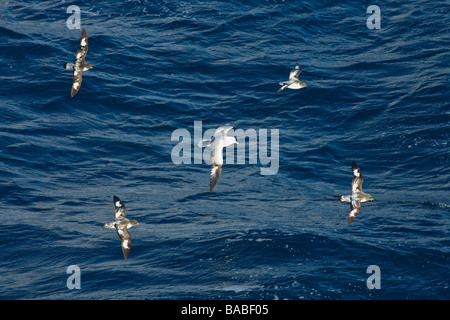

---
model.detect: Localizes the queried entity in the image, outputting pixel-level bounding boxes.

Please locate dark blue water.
[0,0,449,300]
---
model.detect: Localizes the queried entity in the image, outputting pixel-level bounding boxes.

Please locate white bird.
[277,64,307,94]
[198,125,238,192]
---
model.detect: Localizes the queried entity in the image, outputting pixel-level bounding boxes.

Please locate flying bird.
[64,28,93,97]
[198,125,238,192]
[339,162,374,225]
[276,64,307,94]
[102,196,139,259]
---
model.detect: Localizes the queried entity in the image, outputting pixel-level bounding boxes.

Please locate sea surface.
[0,0,449,300]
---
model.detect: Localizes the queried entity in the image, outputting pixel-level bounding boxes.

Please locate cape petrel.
[339,162,374,225]
[64,28,93,97]
[102,196,139,259]
[276,64,307,94]
[198,125,238,192]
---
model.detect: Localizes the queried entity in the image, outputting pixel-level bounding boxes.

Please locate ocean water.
[0,0,449,300]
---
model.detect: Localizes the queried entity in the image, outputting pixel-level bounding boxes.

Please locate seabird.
[198,125,238,192]
[64,28,93,97]
[102,196,139,259]
[339,162,374,225]
[276,64,307,94]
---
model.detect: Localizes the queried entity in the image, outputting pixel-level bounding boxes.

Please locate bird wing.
[69,29,89,97]
[102,222,116,229]
[214,125,233,137]
[289,65,301,80]
[276,84,288,94]
[113,196,127,219]
[79,28,88,53]
[198,137,214,148]
[210,164,222,192]
[75,40,88,65]
[71,70,82,97]
[351,161,364,193]
[347,199,361,225]
[117,227,132,260]
[224,136,237,147]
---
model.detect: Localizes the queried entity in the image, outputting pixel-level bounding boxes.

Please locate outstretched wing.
[347,199,361,225]
[102,222,116,229]
[289,64,301,80]
[276,83,288,94]
[214,125,233,137]
[117,227,132,260]
[113,195,127,219]
[79,28,88,52]
[351,161,363,193]
[198,137,214,148]
[71,29,88,97]
[210,164,222,192]
[71,71,82,97]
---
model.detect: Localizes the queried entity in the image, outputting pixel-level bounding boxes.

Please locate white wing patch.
[349,208,358,217]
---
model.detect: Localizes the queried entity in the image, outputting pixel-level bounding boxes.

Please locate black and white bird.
[64,28,93,97]
[276,64,307,94]
[198,125,238,192]
[339,162,374,225]
[102,196,139,259]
